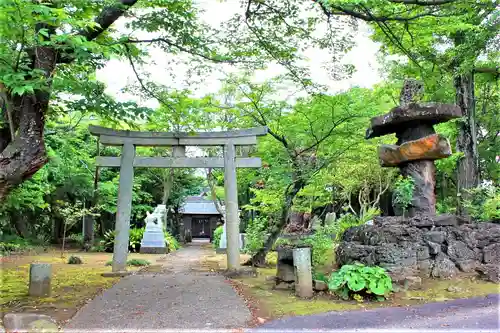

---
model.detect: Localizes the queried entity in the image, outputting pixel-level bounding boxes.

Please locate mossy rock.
[67,256,83,264]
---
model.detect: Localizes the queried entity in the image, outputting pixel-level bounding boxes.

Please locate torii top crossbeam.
[89,125,268,146]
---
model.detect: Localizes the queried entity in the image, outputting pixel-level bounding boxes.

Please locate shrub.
[464,184,500,222]
[66,233,84,245]
[243,217,267,255]
[164,231,179,252]
[105,259,151,267]
[67,255,83,264]
[327,263,392,301]
[0,242,22,254]
[90,241,106,252]
[129,228,145,252]
[302,225,335,268]
[127,259,150,266]
[212,225,224,249]
[271,238,292,250]
[393,175,415,216]
[331,211,377,243]
[103,230,116,252]
[0,235,34,254]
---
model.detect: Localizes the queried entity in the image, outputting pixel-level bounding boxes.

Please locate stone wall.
[336,215,500,283]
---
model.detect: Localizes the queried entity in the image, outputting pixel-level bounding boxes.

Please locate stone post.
[293,247,313,298]
[29,263,51,297]
[112,142,135,273]
[224,143,240,270]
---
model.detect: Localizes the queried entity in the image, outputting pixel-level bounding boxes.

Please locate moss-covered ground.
[205,251,499,320]
[0,249,165,324]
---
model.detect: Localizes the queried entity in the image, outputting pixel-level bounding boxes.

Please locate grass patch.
[0,249,164,323]
[232,267,500,319]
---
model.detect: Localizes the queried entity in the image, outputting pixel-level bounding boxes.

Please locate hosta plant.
[327,263,392,301]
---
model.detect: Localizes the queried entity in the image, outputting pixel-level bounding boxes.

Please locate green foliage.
[66,234,84,245]
[327,263,393,301]
[105,259,151,267]
[0,242,22,254]
[313,272,328,283]
[67,256,83,265]
[271,238,292,251]
[243,217,268,255]
[302,225,336,268]
[0,235,37,254]
[90,243,106,253]
[464,185,500,222]
[126,259,151,267]
[103,230,116,253]
[212,225,224,249]
[129,228,145,253]
[164,231,180,252]
[393,176,415,215]
[331,213,373,243]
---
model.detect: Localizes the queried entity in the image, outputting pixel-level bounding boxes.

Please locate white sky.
[96,0,383,109]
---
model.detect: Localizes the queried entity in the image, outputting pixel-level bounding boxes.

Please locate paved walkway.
[66,241,499,331]
[65,240,251,331]
[251,294,500,331]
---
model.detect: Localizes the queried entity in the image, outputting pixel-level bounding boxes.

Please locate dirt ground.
[0,249,166,325]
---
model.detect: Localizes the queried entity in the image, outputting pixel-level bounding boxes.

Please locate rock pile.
[336,215,500,284]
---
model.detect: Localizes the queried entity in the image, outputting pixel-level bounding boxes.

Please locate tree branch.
[389,0,457,4]
[313,0,458,22]
[57,0,139,63]
[124,38,255,64]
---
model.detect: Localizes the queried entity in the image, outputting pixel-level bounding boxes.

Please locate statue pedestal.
[140,205,167,254]
[216,223,245,253]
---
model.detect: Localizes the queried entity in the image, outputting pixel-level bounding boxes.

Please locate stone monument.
[335,79,500,284]
[28,263,51,297]
[216,222,245,254]
[140,205,167,254]
[293,247,313,298]
[366,79,461,216]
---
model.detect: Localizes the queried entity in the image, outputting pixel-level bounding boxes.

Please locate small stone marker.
[28,263,51,297]
[292,247,313,298]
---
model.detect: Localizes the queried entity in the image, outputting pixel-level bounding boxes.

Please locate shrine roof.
[181,196,222,215]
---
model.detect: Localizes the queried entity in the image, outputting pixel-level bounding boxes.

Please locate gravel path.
[65,241,251,331]
[251,293,500,332]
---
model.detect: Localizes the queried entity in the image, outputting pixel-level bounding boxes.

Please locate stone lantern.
[366,79,462,216]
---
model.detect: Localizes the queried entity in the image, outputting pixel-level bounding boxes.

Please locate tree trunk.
[244,180,304,267]
[162,168,174,205]
[455,72,479,215]
[207,168,225,215]
[11,211,29,238]
[0,1,139,201]
[0,84,52,200]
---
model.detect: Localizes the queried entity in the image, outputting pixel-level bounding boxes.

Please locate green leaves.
[327,263,393,301]
[393,175,415,214]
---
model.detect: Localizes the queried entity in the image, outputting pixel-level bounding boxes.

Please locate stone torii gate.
[89,125,268,274]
